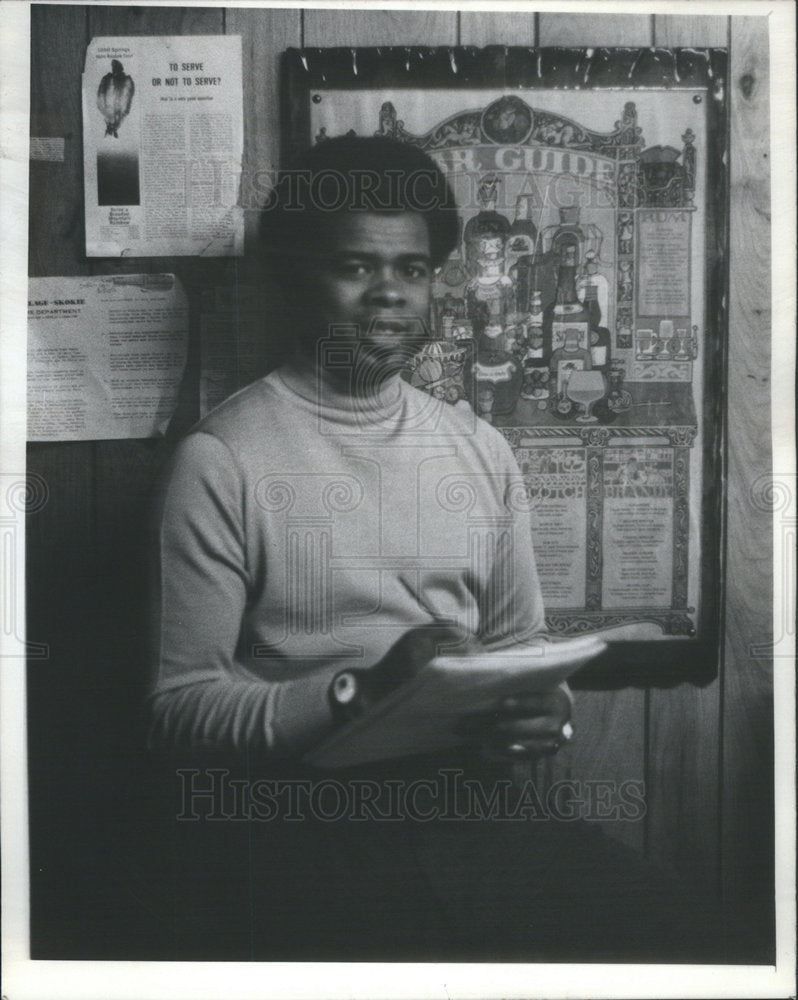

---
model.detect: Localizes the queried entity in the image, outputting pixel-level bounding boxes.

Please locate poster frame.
[280,45,729,688]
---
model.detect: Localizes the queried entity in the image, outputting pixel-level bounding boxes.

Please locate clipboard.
[304,634,607,769]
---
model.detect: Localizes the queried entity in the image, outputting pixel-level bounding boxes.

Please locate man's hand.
[329,623,477,723]
[455,686,573,759]
[329,626,573,761]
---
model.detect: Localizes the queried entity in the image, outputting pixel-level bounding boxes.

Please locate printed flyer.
[82,35,244,257]
[27,274,188,440]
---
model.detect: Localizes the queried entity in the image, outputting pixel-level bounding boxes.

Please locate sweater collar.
[274,353,407,424]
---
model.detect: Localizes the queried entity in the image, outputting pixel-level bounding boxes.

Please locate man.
[148,136,715,962]
[150,136,570,761]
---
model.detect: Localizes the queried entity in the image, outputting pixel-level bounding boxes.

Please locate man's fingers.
[453,712,500,737]
[386,623,476,670]
[499,691,561,716]
[492,715,563,741]
[499,737,563,759]
[375,623,478,696]
[455,685,572,742]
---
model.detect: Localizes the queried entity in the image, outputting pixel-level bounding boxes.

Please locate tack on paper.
[82,35,244,257]
[27,274,188,441]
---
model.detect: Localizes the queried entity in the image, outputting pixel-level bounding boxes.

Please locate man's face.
[302,211,432,387]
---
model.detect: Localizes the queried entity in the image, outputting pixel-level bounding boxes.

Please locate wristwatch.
[328,669,365,724]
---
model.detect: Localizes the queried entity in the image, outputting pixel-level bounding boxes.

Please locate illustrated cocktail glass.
[567,370,606,422]
[658,320,674,359]
[673,328,690,360]
[636,329,655,358]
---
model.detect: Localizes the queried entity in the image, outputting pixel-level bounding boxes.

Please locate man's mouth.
[367,318,411,335]
[364,315,430,341]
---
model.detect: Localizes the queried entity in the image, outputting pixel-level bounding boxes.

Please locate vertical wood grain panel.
[88,4,222,36]
[28,4,88,277]
[548,689,647,853]
[24,448,95,721]
[653,15,727,48]
[26,440,98,955]
[226,8,301,251]
[722,13,774,961]
[27,4,97,954]
[647,681,720,895]
[644,12,727,917]
[459,11,536,47]
[303,9,456,48]
[538,13,652,47]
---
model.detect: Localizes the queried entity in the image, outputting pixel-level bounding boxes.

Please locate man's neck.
[291,346,400,401]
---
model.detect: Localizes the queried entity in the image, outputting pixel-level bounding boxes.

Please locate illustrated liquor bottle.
[542,205,585,262]
[507,194,538,252]
[434,217,468,291]
[582,284,612,372]
[467,222,520,415]
[466,234,513,354]
[543,245,591,355]
[473,348,522,417]
[506,194,539,313]
[520,290,550,401]
[464,173,511,276]
[435,291,464,339]
[528,290,546,355]
[576,249,610,325]
[549,330,592,405]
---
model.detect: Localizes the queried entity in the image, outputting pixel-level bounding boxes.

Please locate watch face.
[332,672,358,705]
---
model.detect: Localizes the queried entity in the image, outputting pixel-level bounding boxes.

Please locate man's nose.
[366,268,405,305]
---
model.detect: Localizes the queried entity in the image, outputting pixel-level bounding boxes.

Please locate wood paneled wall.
[26,6,773,960]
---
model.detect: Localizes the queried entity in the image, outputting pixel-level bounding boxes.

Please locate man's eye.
[403,262,430,280]
[337,261,371,278]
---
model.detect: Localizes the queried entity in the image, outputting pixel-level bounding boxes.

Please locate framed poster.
[282,47,728,685]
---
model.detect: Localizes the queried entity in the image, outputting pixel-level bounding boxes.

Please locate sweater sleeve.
[148,431,336,757]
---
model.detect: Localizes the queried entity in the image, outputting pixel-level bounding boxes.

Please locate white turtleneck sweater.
[149,358,545,756]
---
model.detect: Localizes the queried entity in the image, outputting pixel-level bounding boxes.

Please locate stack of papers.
[305,633,607,769]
